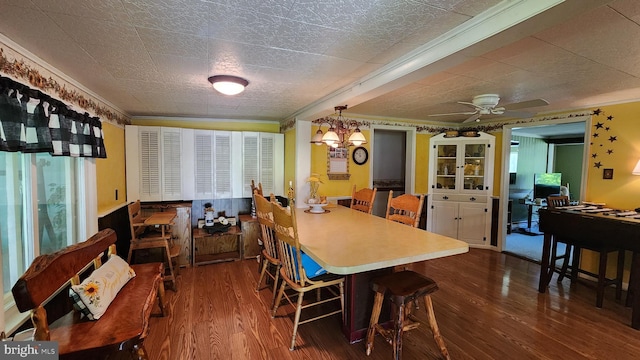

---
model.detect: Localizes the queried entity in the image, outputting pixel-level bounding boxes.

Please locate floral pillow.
[69,254,136,320]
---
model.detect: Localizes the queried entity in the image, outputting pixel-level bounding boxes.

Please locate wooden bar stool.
[366,270,450,360]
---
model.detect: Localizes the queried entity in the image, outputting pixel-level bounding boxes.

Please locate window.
[1,151,93,333]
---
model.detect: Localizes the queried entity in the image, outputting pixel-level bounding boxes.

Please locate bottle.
[443,165,448,175]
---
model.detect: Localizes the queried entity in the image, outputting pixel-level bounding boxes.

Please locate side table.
[192,226,243,266]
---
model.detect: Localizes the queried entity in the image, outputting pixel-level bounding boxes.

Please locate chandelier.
[310,105,367,148]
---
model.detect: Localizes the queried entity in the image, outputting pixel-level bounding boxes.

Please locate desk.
[294,205,469,342]
[538,208,640,329]
[522,200,545,230]
[192,227,243,266]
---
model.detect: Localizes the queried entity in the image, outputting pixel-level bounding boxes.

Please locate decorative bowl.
[306,202,328,213]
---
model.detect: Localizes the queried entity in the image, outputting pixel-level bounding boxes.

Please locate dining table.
[294,204,469,343]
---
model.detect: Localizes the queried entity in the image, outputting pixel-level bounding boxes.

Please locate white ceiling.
[0,0,637,125]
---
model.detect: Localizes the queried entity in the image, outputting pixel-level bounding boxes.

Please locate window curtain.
[0,76,106,158]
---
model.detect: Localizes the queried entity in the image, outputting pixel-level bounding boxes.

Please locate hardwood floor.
[142,249,640,359]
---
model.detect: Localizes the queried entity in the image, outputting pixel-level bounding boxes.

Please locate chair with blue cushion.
[270,198,345,350]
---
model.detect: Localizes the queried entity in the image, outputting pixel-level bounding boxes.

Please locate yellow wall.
[584,102,640,209]
[130,119,280,132]
[96,122,127,214]
[415,133,431,194]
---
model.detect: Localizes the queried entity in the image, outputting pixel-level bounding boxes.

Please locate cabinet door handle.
[470,197,476,201]
[443,196,449,200]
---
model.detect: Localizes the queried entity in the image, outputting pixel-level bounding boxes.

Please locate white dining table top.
[294,205,469,275]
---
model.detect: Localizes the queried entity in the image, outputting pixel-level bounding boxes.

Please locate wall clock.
[352,146,368,165]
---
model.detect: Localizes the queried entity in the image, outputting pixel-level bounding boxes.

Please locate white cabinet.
[242,132,284,197]
[126,125,284,201]
[429,195,490,246]
[126,125,188,202]
[427,132,495,248]
[192,130,243,199]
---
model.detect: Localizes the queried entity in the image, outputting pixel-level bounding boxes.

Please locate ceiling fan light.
[208,75,249,95]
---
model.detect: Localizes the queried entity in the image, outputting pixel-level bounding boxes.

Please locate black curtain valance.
[0,76,106,158]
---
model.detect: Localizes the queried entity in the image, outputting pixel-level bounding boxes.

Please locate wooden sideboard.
[240,214,261,259]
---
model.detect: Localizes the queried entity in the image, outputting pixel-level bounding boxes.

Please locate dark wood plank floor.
[143,249,640,359]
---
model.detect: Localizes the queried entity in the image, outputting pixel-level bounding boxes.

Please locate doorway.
[500,120,589,261]
[370,126,416,218]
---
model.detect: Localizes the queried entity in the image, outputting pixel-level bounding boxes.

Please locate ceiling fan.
[429,94,549,123]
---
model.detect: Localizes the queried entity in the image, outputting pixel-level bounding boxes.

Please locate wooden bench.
[11,228,165,360]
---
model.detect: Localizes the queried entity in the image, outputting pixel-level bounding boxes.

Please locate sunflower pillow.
[69,254,136,320]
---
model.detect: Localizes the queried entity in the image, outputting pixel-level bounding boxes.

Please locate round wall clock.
[352,146,368,165]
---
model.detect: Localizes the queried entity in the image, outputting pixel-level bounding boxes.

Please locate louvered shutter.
[139,127,161,201]
[243,132,259,197]
[214,131,233,198]
[194,130,214,199]
[260,134,275,194]
[161,127,182,200]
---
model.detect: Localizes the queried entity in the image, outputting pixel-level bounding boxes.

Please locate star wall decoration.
[589,108,619,175]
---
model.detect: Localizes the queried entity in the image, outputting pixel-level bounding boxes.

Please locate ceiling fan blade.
[462,113,481,123]
[428,111,478,117]
[457,101,484,110]
[502,109,535,118]
[503,98,549,110]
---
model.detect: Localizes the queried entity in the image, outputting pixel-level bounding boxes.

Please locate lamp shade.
[633,159,640,175]
[322,129,339,145]
[348,129,366,146]
[208,75,248,95]
[311,129,324,145]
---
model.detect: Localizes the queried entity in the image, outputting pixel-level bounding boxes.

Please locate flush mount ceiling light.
[208,75,249,96]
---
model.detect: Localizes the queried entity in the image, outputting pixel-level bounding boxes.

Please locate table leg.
[527,204,533,230]
[631,252,640,329]
[343,268,393,343]
[538,233,552,293]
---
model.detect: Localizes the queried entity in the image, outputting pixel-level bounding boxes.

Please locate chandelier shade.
[310,105,367,148]
[208,75,249,95]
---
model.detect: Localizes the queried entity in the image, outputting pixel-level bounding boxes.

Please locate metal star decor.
[608,136,617,142]
[593,133,599,138]
[595,122,604,129]
[607,115,614,121]
[605,127,610,131]
[594,161,602,168]
[592,153,598,158]
[607,149,613,154]
[593,109,602,115]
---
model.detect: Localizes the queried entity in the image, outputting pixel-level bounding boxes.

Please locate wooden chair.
[547,195,624,307]
[271,200,345,350]
[365,270,450,360]
[546,195,575,281]
[254,191,281,307]
[250,180,263,217]
[385,190,425,228]
[127,200,180,290]
[350,185,377,214]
